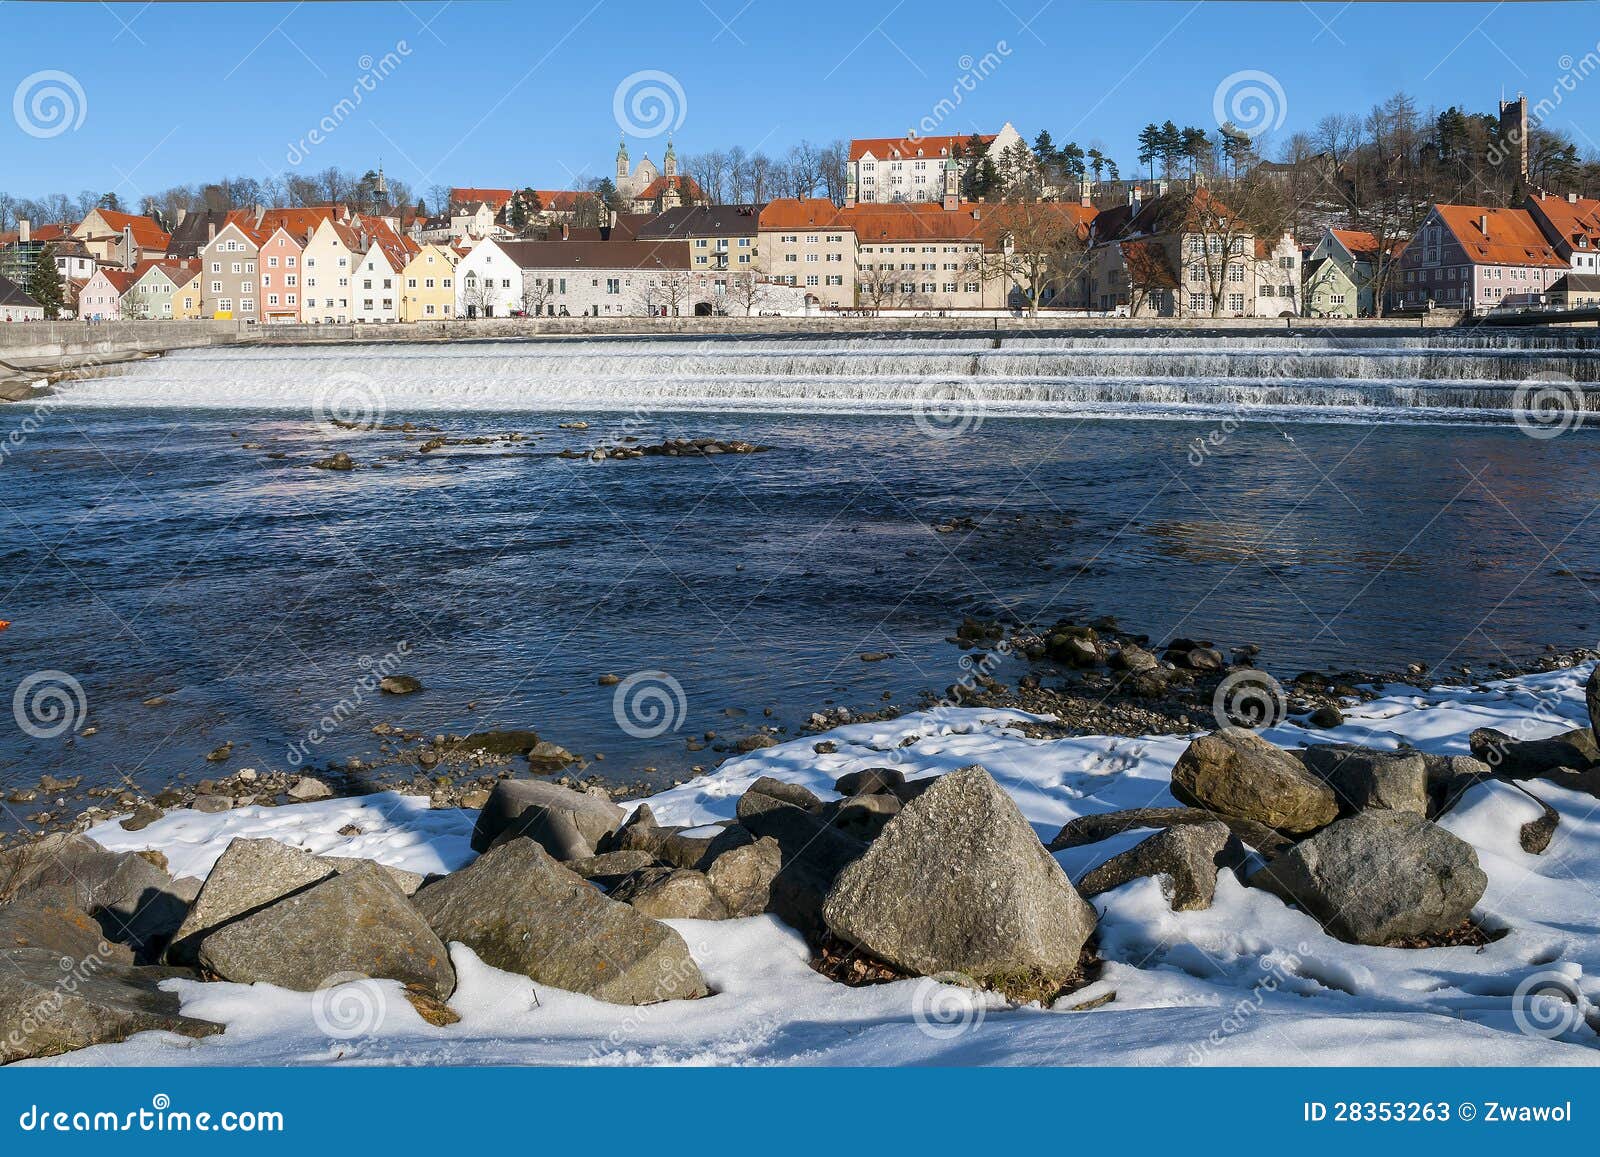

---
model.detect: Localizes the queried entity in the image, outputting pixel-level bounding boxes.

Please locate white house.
[456,237,704,318]
[351,223,418,323]
[0,276,44,321]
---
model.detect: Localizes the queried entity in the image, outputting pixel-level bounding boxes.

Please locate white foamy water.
[44,335,1600,422]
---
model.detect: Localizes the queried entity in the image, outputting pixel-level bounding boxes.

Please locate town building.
[456,237,696,318]
[73,208,170,267]
[1303,228,1398,317]
[758,199,857,310]
[351,221,418,323]
[197,219,263,320]
[841,198,996,311]
[636,205,759,277]
[301,218,364,323]
[1523,191,1600,276]
[615,139,708,215]
[1391,204,1565,311]
[846,123,1023,205]
[0,275,44,321]
[121,259,201,319]
[79,267,139,321]
[0,222,89,284]
[400,243,459,321]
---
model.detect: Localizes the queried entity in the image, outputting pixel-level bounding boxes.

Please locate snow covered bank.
[54,665,1600,1067]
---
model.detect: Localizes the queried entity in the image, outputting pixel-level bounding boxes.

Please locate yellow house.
[400,243,459,322]
[168,265,205,319]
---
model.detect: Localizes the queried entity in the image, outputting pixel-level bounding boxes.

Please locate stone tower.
[942,157,960,211]
[616,137,631,193]
[663,137,677,178]
[1499,94,1529,184]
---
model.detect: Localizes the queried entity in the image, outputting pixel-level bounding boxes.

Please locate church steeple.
[616,136,630,187]
[663,136,677,178]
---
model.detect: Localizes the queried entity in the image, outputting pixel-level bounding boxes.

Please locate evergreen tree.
[1157,121,1183,175]
[1060,141,1086,181]
[27,244,65,319]
[1137,124,1162,182]
[1179,127,1211,176]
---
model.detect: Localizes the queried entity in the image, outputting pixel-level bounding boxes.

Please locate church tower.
[942,157,960,211]
[663,137,677,178]
[616,137,631,194]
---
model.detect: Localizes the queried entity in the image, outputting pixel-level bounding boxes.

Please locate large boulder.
[1420,754,1494,817]
[167,838,335,964]
[705,837,783,918]
[0,949,221,1063]
[471,779,624,858]
[1170,728,1338,834]
[0,884,134,964]
[1049,806,1290,858]
[198,861,455,997]
[1469,726,1599,779]
[413,839,707,1005]
[1587,665,1600,751]
[1,835,189,957]
[1249,810,1487,946]
[822,766,1096,997]
[1076,822,1235,911]
[1299,745,1428,816]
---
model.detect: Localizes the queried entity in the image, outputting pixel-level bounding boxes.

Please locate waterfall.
[44,335,1600,421]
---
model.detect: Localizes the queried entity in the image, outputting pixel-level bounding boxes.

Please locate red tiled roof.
[760,199,847,230]
[1433,205,1565,268]
[839,201,992,242]
[452,188,514,210]
[85,209,170,251]
[533,190,592,212]
[1330,228,1381,256]
[93,268,141,294]
[850,132,995,162]
[633,174,706,203]
[1527,192,1600,252]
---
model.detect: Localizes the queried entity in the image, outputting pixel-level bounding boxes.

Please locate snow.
[39,665,1600,1066]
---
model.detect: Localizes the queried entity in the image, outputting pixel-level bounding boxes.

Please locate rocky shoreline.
[5,618,1600,1062]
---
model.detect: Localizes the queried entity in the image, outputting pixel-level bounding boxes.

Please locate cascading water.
[44,333,1600,420]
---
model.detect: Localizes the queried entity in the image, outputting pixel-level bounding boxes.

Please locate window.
[606,278,620,295]
[1228,293,1244,312]
[1189,293,1206,311]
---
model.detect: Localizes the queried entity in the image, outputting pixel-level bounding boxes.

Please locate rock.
[167,837,335,964]
[0,885,134,963]
[471,779,625,857]
[597,673,622,686]
[1249,811,1487,946]
[191,794,233,814]
[311,452,355,471]
[609,868,729,920]
[1299,744,1429,816]
[834,767,905,797]
[1048,806,1291,858]
[566,850,661,887]
[1420,754,1494,817]
[525,740,578,769]
[1520,794,1560,855]
[1588,664,1600,751]
[0,949,221,1063]
[661,825,752,871]
[1184,647,1225,671]
[1308,704,1344,728]
[737,777,823,815]
[119,804,164,831]
[830,792,902,841]
[1076,822,1234,911]
[860,652,892,663]
[1170,728,1338,834]
[199,862,454,998]
[1110,643,1160,673]
[1,835,190,958]
[203,744,232,763]
[822,766,1096,997]
[1468,726,1599,778]
[379,675,423,695]
[737,785,866,938]
[461,730,542,756]
[413,840,707,1005]
[287,776,334,802]
[705,837,783,917]
[735,733,777,753]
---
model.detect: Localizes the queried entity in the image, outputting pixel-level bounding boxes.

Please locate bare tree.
[818,140,849,205]
[983,199,1094,314]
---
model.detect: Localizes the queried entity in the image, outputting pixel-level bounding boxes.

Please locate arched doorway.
[693,301,714,317]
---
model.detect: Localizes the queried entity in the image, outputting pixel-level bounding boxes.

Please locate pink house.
[79,267,138,321]
[257,226,307,324]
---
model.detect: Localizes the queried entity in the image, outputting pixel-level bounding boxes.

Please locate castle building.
[615,137,708,215]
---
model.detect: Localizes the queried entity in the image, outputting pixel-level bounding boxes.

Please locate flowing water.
[3,332,1600,818]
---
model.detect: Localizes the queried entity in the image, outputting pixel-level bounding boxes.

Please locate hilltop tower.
[663,137,677,178]
[1499,93,1529,184]
[616,137,631,189]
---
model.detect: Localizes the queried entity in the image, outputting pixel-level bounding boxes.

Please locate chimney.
[560,222,569,240]
[1570,192,1580,204]
[18,218,30,244]
[1479,214,1489,237]
[176,208,187,227]
[207,221,217,242]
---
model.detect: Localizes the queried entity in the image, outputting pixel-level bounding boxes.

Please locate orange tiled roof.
[1121,239,1178,290]
[1527,192,1600,251]
[1330,228,1381,256]
[850,132,995,162]
[94,268,141,294]
[452,187,514,210]
[533,190,592,212]
[86,209,170,251]
[839,201,993,243]
[1433,205,1566,268]
[633,174,706,203]
[760,198,847,230]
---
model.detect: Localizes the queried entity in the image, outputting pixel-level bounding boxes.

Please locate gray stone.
[1469,726,1600,779]
[1171,728,1339,834]
[822,766,1096,997]
[1076,822,1234,911]
[705,837,783,918]
[736,786,865,939]
[660,824,753,871]
[167,837,334,965]
[1300,744,1429,816]
[1049,806,1291,858]
[0,949,221,1063]
[1,835,189,957]
[566,849,661,887]
[471,779,625,856]
[1110,643,1160,673]
[737,777,823,815]
[0,885,134,964]
[1249,810,1487,946]
[834,768,904,797]
[414,839,707,1005]
[379,675,423,695]
[1308,704,1344,729]
[830,792,902,841]
[1421,754,1495,817]
[199,861,455,997]
[1588,665,1600,752]
[609,868,729,920]
[287,776,334,802]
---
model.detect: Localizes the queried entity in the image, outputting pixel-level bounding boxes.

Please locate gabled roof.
[82,209,171,251]
[850,132,996,162]
[484,239,692,271]
[759,199,849,231]
[90,268,141,295]
[636,204,761,239]
[0,223,72,246]
[136,259,202,288]
[840,201,992,243]
[1432,204,1565,268]
[0,275,40,308]
[1329,228,1381,257]
[451,188,515,210]
[358,219,420,270]
[532,190,593,212]
[632,174,707,203]
[1525,192,1600,254]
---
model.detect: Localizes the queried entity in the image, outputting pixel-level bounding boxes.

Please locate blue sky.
[6,0,1597,204]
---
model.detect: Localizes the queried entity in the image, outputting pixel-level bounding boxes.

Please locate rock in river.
[1170,728,1338,834]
